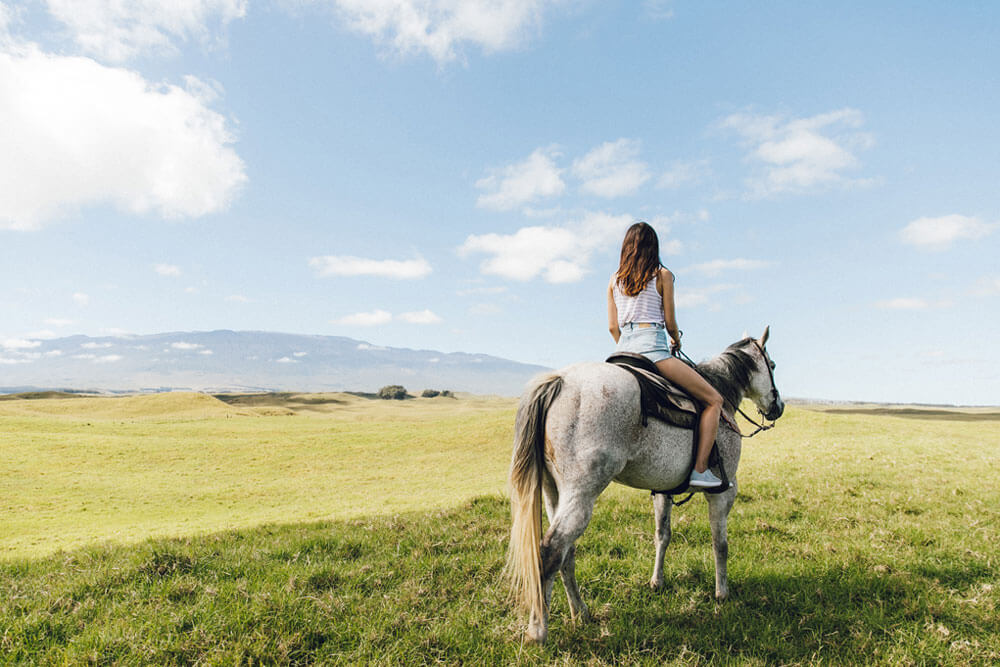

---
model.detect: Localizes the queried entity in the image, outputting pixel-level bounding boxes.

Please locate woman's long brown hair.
[616,222,663,296]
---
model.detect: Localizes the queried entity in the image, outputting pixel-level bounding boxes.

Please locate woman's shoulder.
[658,266,675,283]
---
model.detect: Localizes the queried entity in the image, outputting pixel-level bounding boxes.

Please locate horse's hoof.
[650,578,664,591]
[715,589,729,602]
[526,622,547,644]
[572,606,591,623]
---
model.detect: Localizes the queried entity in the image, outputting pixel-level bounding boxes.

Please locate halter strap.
[675,341,779,439]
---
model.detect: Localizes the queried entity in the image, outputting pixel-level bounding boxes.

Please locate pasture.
[1,392,998,664]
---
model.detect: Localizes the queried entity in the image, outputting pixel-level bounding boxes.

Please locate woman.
[607,222,725,488]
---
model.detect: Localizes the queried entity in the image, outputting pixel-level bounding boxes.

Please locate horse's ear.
[759,325,770,346]
[741,329,749,339]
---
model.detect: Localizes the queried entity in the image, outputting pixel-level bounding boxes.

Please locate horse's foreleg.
[706,484,737,601]
[527,494,596,643]
[649,492,672,590]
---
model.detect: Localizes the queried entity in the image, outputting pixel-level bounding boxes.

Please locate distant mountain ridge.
[0,330,549,396]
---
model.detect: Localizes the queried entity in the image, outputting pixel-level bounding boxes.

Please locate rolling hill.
[0,330,549,395]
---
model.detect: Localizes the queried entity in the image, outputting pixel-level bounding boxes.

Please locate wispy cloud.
[226,294,251,303]
[459,211,634,283]
[328,0,555,64]
[476,146,565,210]
[721,108,872,197]
[45,318,74,327]
[674,284,738,308]
[679,258,773,277]
[1,338,41,350]
[73,293,90,306]
[171,341,204,350]
[333,309,393,326]
[42,0,247,63]
[155,263,181,276]
[573,138,650,198]
[874,297,951,310]
[657,159,710,190]
[972,276,1000,297]
[309,255,432,279]
[899,214,996,250]
[398,309,442,324]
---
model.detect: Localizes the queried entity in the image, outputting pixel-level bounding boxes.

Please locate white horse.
[506,328,784,643]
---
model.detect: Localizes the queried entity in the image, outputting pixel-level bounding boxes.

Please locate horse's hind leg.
[527,491,597,643]
[649,493,672,590]
[541,473,589,623]
[706,484,737,600]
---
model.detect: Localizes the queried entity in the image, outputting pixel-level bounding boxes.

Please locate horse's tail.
[505,371,563,622]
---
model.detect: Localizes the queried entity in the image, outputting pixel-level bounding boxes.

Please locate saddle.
[606,352,731,497]
[605,352,698,428]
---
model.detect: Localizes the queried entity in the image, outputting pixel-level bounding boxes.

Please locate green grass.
[1,394,998,664]
[1,392,516,559]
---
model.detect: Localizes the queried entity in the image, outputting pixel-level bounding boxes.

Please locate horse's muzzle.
[765,396,785,421]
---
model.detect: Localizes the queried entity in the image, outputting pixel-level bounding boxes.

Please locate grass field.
[1,392,999,664]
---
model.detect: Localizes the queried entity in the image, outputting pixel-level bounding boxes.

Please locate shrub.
[440,390,454,398]
[421,389,440,398]
[377,385,408,400]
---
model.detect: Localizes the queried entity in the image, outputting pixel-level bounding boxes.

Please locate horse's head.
[741,326,784,421]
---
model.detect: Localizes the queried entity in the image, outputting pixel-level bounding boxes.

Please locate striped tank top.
[612,274,664,327]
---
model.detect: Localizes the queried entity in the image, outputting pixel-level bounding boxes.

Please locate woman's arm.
[658,267,682,351]
[607,277,621,343]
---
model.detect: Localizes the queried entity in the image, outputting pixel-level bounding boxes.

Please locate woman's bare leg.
[654,357,723,473]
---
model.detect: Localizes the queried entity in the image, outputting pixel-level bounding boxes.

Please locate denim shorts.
[616,323,671,363]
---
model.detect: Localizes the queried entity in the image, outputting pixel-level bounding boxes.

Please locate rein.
[674,343,777,439]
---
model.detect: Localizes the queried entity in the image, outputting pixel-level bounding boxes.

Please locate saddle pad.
[606,352,698,429]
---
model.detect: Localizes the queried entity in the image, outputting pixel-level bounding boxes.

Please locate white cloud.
[328,0,553,63]
[398,309,442,324]
[81,342,112,349]
[899,214,996,250]
[45,318,74,327]
[309,255,432,279]
[877,298,926,310]
[293,351,308,357]
[721,108,871,197]
[657,159,709,190]
[459,210,634,283]
[357,343,387,351]
[226,294,251,303]
[0,44,246,230]
[874,297,952,311]
[73,292,90,306]
[275,356,297,363]
[972,276,1000,297]
[679,258,773,277]
[476,146,565,210]
[43,0,247,62]
[674,284,738,308]
[198,349,213,355]
[334,309,393,326]
[73,353,96,359]
[171,341,203,350]
[94,354,123,363]
[45,350,63,357]
[1,338,41,350]
[456,286,508,296]
[643,0,674,20]
[573,139,650,198]
[155,263,181,276]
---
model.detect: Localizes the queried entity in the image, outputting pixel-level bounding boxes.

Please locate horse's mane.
[697,337,757,411]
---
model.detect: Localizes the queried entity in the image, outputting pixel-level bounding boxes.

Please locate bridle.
[675,338,780,439]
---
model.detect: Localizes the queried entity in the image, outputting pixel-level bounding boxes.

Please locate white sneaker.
[689,469,723,488]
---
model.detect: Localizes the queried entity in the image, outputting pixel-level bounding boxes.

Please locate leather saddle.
[605,352,698,429]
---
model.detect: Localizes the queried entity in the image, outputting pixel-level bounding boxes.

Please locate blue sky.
[1,0,998,405]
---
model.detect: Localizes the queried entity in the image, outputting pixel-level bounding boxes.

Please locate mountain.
[0,330,549,396]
